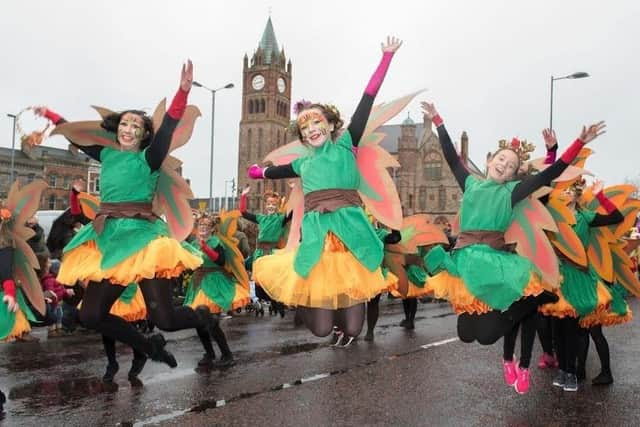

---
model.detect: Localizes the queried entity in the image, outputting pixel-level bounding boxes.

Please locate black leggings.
[102,335,146,367]
[503,312,537,368]
[79,278,207,356]
[536,313,554,355]
[402,298,418,322]
[577,325,610,373]
[366,294,381,333]
[555,317,580,374]
[298,304,365,337]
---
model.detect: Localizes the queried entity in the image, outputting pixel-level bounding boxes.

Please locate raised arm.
[247,164,299,180]
[589,180,624,227]
[349,36,402,146]
[239,186,258,223]
[511,122,606,205]
[35,107,103,161]
[421,102,469,190]
[543,128,558,165]
[146,60,193,171]
[199,239,226,266]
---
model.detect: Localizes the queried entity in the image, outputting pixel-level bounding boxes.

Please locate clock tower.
[237,17,292,210]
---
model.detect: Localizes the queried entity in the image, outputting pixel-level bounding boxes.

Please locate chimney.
[460,131,469,165]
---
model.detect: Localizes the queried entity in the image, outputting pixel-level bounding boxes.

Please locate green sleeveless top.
[256,213,286,243]
[460,175,519,232]
[574,209,597,248]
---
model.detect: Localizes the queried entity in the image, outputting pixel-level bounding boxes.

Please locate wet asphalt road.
[1,298,639,426]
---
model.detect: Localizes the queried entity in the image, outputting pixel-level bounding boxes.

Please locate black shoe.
[103,362,119,383]
[399,319,409,328]
[128,354,147,385]
[197,352,216,368]
[364,330,374,341]
[214,354,234,369]
[149,334,177,368]
[592,370,613,386]
[400,319,414,330]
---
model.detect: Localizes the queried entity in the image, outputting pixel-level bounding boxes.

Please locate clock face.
[277,77,286,93]
[252,74,265,90]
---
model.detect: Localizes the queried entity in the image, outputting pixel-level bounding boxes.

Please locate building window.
[27,173,35,183]
[63,175,70,190]
[258,128,263,159]
[48,195,56,210]
[419,187,427,210]
[260,99,265,113]
[424,151,443,180]
[438,186,446,211]
[408,194,413,209]
[49,174,57,188]
[247,129,253,159]
[249,100,254,114]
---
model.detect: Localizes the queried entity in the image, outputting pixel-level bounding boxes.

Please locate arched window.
[277,130,281,147]
[424,151,443,180]
[438,185,446,210]
[247,129,253,160]
[48,195,56,209]
[249,100,254,114]
[257,128,263,159]
[48,174,57,188]
[260,99,265,113]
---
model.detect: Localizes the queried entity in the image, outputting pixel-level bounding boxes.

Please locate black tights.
[298,304,365,337]
[102,335,146,367]
[502,312,537,369]
[555,317,580,374]
[457,292,558,346]
[577,325,610,374]
[366,294,381,334]
[536,313,554,355]
[79,278,207,357]
[402,298,418,322]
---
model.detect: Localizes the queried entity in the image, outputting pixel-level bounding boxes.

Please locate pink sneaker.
[514,367,530,394]
[503,359,518,386]
[537,352,558,369]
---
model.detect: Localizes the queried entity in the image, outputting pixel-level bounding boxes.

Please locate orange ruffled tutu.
[58,237,202,286]
[254,233,389,309]
[187,284,251,314]
[109,287,147,322]
[539,281,612,321]
[424,270,546,315]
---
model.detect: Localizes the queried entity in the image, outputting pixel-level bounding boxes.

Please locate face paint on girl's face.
[297,108,332,147]
[264,197,279,214]
[197,220,213,239]
[118,113,146,149]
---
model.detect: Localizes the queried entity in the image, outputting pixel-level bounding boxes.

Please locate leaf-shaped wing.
[396,214,448,254]
[610,241,640,297]
[612,199,640,239]
[6,180,48,228]
[51,120,119,149]
[154,162,194,241]
[383,250,408,297]
[546,195,587,266]
[583,185,634,213]
[216,230,250,290]
[11,236,45,316]
[357,143,403,230]
[152,99,167,132]
[587,227,616,283]
[362,90,425,140]
[78,192,100,220]
[218,209,240,239]
[169,105,201,152]
[92,106,115,120]
[263,140,313,166]
[506,197,560,287]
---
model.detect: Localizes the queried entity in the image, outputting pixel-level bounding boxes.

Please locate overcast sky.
[1,0,638,197]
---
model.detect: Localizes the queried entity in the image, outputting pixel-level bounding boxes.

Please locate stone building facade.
[0,142,100,209]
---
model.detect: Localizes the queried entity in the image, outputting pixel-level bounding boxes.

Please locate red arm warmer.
[200,241,220,262]
[70,188,81,215]
[44,109,64,125]
[432,114,444,127]
[596,191,617,214]
[2,279,16,299]
[239,193,248,213]
[559,139,585,163]
[364,52,394,97]
[544,145,558,165]
[167,88,189,120]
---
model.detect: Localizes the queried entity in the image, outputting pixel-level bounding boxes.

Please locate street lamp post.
[7,113,17,183]
[192,81,234,212]
[550,72,590,131]
[223,178,235,211]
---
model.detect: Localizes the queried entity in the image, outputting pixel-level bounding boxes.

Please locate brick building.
[0,141,100,209]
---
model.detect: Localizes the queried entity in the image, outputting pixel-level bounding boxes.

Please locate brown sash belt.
[192,266,219,289]
[256,241,278,251]
[93,202,157,235]
[455,230,516,252]
[304,189,361,213]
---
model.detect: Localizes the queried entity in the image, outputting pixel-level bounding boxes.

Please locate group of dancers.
[2,35,639,414]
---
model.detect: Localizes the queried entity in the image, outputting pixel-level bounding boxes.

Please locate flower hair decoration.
[498,137,536,162]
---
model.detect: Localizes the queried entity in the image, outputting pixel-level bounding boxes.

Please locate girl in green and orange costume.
[239,186,291,317]
[420,101,606,350]
[247,37,404,337]
[37,61,213,369]
[183,212,251,368]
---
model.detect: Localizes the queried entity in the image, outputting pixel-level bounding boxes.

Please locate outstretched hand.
[542,128,557,149]
[579,121,606,144]
[33,106,48,117]
[2,295,18,313]
[381,36,402,53]
[242,185,251,196]
[592,179,604,194]
[420,101,439,120]
[180,60,194,92]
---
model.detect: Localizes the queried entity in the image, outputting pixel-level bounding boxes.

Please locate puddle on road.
[9,377,119,402]
[277,342,321,355]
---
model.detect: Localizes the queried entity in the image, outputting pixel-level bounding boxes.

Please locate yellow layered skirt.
[254,233,389,309]
[539,282,612,321]
[424,271,546,315]
[1,309,31,342]
[109,287,147,322]
[187,284,251,314]
[58,237,202,286]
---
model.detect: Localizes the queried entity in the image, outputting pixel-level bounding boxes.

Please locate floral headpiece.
[497,138,536,162]
[263,191,280,202]
[569,177,587,193]
[293,99,312,115]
